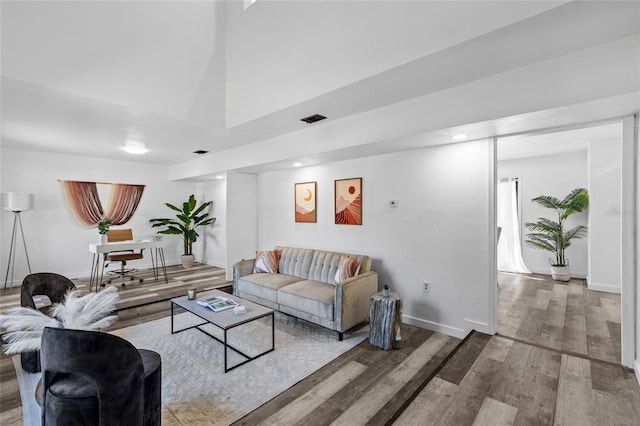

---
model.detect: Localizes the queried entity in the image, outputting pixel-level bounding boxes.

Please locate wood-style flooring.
[1,268,639,425]
[237,273,638,425]
[497,272,621,364]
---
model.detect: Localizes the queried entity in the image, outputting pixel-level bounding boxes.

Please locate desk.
[89,239,168,291]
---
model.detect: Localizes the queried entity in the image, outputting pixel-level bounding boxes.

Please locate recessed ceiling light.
[293,162,302,167]
[121,140,148,155]
[452,134,468,141]
[215,175,224,180]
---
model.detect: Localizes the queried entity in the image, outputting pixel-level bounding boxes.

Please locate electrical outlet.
[423,281,430,293]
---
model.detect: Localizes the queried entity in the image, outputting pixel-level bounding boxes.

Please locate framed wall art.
[294,181,317,223]
[335,177,362,225]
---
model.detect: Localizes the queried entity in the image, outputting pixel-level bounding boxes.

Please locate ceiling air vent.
[193,150,209,155]
[300,114,327,124]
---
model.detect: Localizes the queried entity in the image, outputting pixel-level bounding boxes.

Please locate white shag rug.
[15,311,368,425]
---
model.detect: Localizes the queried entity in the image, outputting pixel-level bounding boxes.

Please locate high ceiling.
[1,1,638,176]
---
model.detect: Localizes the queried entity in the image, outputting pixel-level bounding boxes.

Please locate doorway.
[495,121,625,365]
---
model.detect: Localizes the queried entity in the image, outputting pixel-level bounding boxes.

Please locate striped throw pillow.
[253,250,280,274]
[334,255,361,284]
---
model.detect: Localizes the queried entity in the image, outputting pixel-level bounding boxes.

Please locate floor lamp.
[1,192,34,289]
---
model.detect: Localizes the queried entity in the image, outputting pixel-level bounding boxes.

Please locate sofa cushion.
[253,250,280,274]
[238,273,302,303]
[277,280,335,320]
[276,247,314,279]
[334,255,361,284]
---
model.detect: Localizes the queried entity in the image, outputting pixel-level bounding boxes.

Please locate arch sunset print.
[295,181,317,223]
[335,177,362,225]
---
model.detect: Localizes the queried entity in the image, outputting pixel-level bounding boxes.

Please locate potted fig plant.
[525,188,589,281]
[149,194,216,269]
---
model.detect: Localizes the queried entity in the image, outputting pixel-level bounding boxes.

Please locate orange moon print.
[295,182,316,223]
[335,178,362,225]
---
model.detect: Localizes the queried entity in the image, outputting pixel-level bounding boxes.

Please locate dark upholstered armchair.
[40,327,162,426]
[20,273,76,373]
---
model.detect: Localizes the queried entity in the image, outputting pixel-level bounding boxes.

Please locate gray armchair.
[40,327,161,426]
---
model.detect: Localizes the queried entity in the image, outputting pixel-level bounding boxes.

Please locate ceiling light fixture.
[452,134,468,141]
[293,162,302,167]
[121,140,148,155]
[215,175,225,180]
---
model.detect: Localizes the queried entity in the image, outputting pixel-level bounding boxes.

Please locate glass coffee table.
[170,289,275,373]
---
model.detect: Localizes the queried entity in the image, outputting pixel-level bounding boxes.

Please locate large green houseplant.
[525,188,589,281]
[149,194,216,269]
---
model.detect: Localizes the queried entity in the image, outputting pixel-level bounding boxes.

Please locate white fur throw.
[0,286,120,354]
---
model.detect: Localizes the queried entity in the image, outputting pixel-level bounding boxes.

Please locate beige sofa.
[233,246,378,340]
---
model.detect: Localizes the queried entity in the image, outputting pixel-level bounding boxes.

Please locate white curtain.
[497,179,530,273]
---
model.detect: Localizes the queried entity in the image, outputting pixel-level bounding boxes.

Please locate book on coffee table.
[196,296,239,312]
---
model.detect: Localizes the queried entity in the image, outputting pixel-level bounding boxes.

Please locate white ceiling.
[1,1,638,172]
[497,122,622,162]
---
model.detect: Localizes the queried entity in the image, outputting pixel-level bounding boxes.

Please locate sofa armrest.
[335,271,378,332]
[232,259,255,296]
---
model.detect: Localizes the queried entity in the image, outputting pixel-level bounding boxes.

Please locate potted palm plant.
[525,188,589,281]
[149,194,216,269]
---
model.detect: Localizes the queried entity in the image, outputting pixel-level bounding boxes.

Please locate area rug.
[15,312,368,425]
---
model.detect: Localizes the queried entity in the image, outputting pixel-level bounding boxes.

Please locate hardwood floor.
[237,273,638,425]
[497,272,622,364]
[1,268,639,425]
[233,326,463,426]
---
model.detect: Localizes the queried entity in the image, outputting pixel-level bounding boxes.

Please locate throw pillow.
[32,294,52,310]
[253,250,280,274]
[334,255,361,284]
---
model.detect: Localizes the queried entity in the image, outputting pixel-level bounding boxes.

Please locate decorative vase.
[551,265,571,282]
[99,234,107,245]
[181,254,195,269]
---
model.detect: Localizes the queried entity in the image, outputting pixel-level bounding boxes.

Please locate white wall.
[196,178,227,269]
[254,140,492,338]
[0,147,198,283]
[636,146,640,383]
[588,138,622,292]
[498,152,589,277]
[226,171,258,280]
[631,115,640,381]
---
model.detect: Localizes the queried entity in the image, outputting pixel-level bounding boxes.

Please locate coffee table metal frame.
[170,290,275,373]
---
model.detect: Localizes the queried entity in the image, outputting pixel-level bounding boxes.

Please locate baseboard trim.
[2,259,187,288]
[402,314,469,339]
[200,258,226,269]
[586,281,621,294]
[464,318,490,334]
[635,360,640,387]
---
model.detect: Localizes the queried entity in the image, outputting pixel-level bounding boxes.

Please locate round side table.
[369,291,402,350]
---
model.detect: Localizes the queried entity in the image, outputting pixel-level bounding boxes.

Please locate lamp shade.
[1,192,35,212]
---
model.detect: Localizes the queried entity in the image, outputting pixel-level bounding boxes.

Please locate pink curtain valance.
[59,180,145,227]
